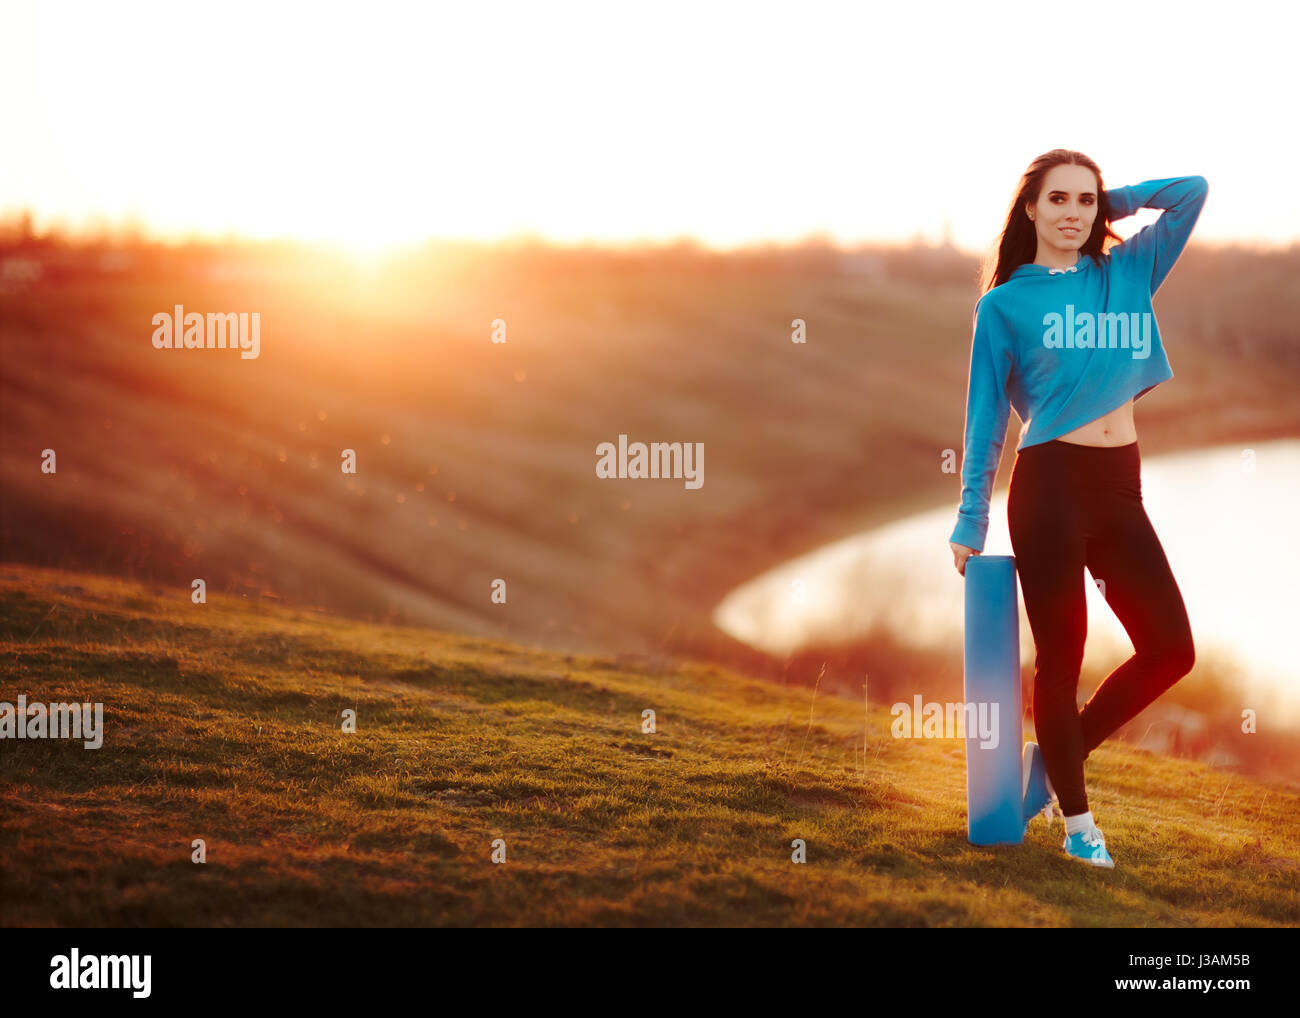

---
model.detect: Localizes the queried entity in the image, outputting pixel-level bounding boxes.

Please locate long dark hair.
[980,149,1124,292]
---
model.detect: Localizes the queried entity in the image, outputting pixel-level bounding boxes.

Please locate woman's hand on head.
[950,541,979,576]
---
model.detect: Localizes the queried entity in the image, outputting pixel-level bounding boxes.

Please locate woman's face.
[1026,163,1098,253]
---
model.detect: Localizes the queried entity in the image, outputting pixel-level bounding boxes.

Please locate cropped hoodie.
[949,175,1209,553]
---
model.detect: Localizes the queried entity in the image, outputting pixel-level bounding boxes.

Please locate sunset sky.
[4,0,1295,254]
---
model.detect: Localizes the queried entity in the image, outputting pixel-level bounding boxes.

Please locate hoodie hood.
[1010,253,1099,279]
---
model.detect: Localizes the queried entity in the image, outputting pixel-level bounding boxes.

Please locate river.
[713,438,1300,725]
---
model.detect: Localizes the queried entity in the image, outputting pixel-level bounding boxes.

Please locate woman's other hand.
[950,541,979,576]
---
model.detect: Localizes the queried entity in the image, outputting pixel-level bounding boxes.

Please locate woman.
[947,149,1207,869]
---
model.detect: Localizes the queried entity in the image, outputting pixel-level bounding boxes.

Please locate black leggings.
[1007,438,1196,817]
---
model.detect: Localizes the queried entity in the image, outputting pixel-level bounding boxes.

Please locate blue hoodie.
[949,175,1209,553]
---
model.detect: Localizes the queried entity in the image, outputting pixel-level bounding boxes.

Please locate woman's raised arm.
[1104,176,1209,295]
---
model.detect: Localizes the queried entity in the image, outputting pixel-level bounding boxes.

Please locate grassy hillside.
[3,239,1299,687]
[2,564,1297,927]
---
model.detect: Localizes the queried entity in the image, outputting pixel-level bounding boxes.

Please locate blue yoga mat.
[962,554,1024,845]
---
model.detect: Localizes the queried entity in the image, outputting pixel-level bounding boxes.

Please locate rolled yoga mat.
[962,554,1024,845]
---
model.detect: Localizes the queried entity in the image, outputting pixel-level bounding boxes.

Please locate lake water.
[713,438,1300,724]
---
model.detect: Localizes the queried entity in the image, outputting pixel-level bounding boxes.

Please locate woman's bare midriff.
[1055,399,1137,446]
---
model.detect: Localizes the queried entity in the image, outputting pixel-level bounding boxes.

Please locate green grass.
[2,564,1297,927]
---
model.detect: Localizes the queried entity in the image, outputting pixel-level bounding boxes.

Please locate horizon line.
[1,209,1296,260]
